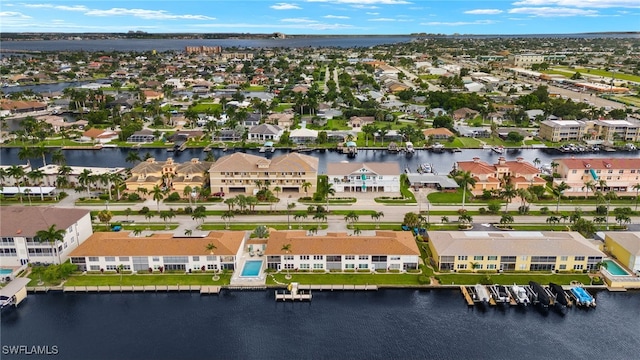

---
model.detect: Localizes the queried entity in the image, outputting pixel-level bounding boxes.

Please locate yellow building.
[604,232,640,275]
[428,231,604,272]
[125,158,213,194]
[208,153,318,195]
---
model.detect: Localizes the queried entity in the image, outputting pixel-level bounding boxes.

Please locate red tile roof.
[557,158,640,170]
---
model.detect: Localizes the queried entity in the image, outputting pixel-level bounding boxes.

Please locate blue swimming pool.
[0,269,13,276]
[241,261,262,277]
[603,260,629,276]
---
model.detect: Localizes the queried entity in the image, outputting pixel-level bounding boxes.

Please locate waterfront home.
[264,231,420,272]
[428,231,604,272]
[125,158,212,193]
[452,107,479,121]
[69,231,245,273]
[38,164,126,188]
[248,124,283,142]
[327,162,401,193]
[539,119,587,142]
[209,153,318,195]
[455,157,545,194]
[592,119,640,142]
[266,112,295,129]
[127,129,156,143]
[0,163,32,186]
[552,158,640,196]
[81,128,119,144]
[406,173,459,191]
[0,207,93,267]
[348,116,375,129]
[422,128,454,141]
[603,232,640,275]
[0,99,47,115]
[289,128,318,144]
[37,115,87,133]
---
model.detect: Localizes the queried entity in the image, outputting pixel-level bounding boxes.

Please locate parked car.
[213,191,225,197]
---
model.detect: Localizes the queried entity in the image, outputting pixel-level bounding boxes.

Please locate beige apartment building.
[553,158,640,195]
[209,153,318,195]
[539,120,587,142]
[125,158,213,194]
[592,119,640,142]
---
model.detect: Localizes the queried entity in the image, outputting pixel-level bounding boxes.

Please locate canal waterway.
[1,289,638,360]
[0,147,635,174]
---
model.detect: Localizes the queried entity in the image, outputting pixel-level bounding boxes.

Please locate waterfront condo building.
[327,162,401,193]
[264,231,420,272]
[428,231,604,272]
[69,231,245,273]
[455,157,545,194]
[591,119,640,142]
[208,153,318,195]
[125,158,213,194]
[0,207,93,267]
[552,158,640,196]
[539,119,587,142]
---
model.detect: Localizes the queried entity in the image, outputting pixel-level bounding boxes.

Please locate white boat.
[405,142,415,153]
[474,284,490,304]
[417,163,432,174]
[511,284,530,306]
[491,146,504,154]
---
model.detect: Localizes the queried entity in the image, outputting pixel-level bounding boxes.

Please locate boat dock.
[275,282,311,301]
[0,278,30,310]
[461,284,585,308]
[30,285,223,294]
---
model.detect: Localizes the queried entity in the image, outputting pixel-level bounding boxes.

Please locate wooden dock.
[275,290,312,301]
[460,286,474,305]
[200,286,221,294]
[59,285,217,294]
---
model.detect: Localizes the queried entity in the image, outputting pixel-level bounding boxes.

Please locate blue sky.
[1,1,639,35]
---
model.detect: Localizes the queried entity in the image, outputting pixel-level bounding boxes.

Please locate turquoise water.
[604,260,629,276]
[240,261,262,277]
[0,269,12,275]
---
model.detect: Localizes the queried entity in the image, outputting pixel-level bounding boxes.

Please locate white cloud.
[369,18,396,21]
[351,5,379,9]
[307,0,410,3]
[422,20,496,26]
[281,18,318,23]
[365,12,380,15]
[464,9,504,15]
[508,7,599,16]
[84,8,215,20]
[324,15,350,19]
[192,22,355,31]
[271,3,302,10]
[0,11,31,19]
[21,3,88,11]
[511,0,640,8]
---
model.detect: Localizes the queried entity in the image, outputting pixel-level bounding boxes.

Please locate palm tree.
[533,157,541,169]
[133,229,142,237]
[31,145,49,167]
[344,211,359,228]
[221,211,234,230]
[553,181,570,213]
[125,151,142,165]
[371,211,384,229]
[36,224,65,264]
[324,183,335,212]
[302,181,312,197]
[27,169,46,201]
[550,161,559,175]
[313,213,327,228]
[458,213,473,225]
[294,212,307,229]
[582,180,595,200]
[7,165,25,203]
[151,185,164,212]
[500,184,517,213]
[633,183,640,211]
[78,169,93,198]
[24,188,32,205]
[183,185,193,206]
[144,212,155,230]
[441,216,449,224]
[51,149,66,165]
[454,171,476,210]
[281,243,292,279]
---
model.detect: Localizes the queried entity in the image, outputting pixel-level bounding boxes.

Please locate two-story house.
[456,157,545,194]
[327,162,401,193]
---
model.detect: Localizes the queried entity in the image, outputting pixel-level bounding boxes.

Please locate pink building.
[456,157,545,194]
[553,158,640,196]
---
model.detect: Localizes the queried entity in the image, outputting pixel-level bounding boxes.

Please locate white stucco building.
[0,207,93,267]
[327,162,401,193]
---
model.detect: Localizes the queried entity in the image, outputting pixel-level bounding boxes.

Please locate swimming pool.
[0,269,13,276]
[603,260,630,276]
[241,261,263,277]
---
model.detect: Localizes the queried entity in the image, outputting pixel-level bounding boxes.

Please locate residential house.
[552,158,640,195]
[539,120,587,142]
[37,115,87,133]
[69,231,244,273]
[81,128,119,143]
[209,153,318,195]
[429,231,604,272]
[212,129,242,142]
[264,230,420,272]
[143,90,164,103]
[0,99,47,114]
[127,129,156,143]
[39,164,126,188]
[243,112,262,129]
[327,162,401,193]
[455,125,491,138]
[125,157,213,193]
[289,128,318,144]
[348,116,375,129]
[0,207,93,266]
[266,113,295,129]
[406,173,459,191]
[456,157,545,194]
[452,107,479,121]
[248,124,283,142]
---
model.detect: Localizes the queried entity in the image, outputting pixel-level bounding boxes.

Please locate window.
[300,264,309,269]
[390,256,401,261]
[574,256,585,261]
[327,256,341,262]
[284,255,294,260]
[206,256,216,261]
[519,264,527,270]
[284,264,294,269]
[572,170,577,174]
[345,264,354,269]
[573,264,584,270]
[487,264,496,270]
[207,264,217,270]
[359,255,369,260]
[488,256,498,261]
[313,264,324,269]
[313,255,323,260]
[474,256,484,261]
[106,265,117,271]
[559,264,567,270]
[560,256,568,261]
[119,257,129,262]
[457,256,468,261]
[152,257,160,262]
[389,264,401,270]
[358,264,368,269]
[456,264,467,270]
[88,257,99,262]
[192,256,200,261]
[300,255,309,260]
[90,265,100,271]
[619,170,624,174]
[521,256,528,261]
[344,255,355,260]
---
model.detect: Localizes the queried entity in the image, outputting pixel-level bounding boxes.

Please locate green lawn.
[200,223,328,231]
[427,188,469,204]
[273,103,293,112]
[190,103,222,113]
[267,272,424,285]
[447,137,482,148]
[62,273,231,286]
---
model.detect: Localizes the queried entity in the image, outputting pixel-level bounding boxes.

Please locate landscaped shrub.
[595,205,607,215]
[128,193,141,201]
[166,192,181,201]
[138,206,150,214]
[518,205,530,215]
[478,207,487,214]
[99,194,109,200]
[487,201,502,214]
[539,207,550,215]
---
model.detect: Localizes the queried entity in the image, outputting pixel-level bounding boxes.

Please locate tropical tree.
[133,229,142,237]
[183,185,193,206]
[286,201,296,229]
[144,212,155,229]
[252,225,270,238]
[7,165,26,203]
[441,216,449,224]
[125,151,142,164]
[499,214,514,226]
[151,185,164,212]
[302,181,312,197]
[294,212,307,229]
[550,161,559,175]
[324,183,335,212]
[454,171,476,210]
[27,169,46,201]
[533,157,541,169]
[221,211,234,230]
[371,211,384,229]
[403,212,420,228]
[313,213,327,227]
[633,183,640,211]
[24,188,32,205]
[36,224,66,264]
[500,184,517,213]
[97,210,113,230]
[582,180,595,200]
[281,243,292,279]
[51,149,66,165]
[552,181,570,213]
[458,213,473,224]
[224,197,237,212]
[571,218,597,238]
[615,214,631,227]
[344,211,359,228]
[31,145,49,167]
[78,169,94,198]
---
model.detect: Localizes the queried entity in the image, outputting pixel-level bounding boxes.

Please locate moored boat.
[511,284,530,306]
[571,286,596,307]
[474,284,490,304]
[491,145,504,154]
[529,281,550,308]
[549,283,568,307]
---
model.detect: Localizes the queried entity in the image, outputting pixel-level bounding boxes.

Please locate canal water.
[0,146,634,174]
[1,289,638,360]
